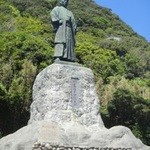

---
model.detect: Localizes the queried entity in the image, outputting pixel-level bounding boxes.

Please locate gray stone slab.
[28,63,104,126]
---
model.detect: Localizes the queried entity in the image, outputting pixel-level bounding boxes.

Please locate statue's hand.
[59,20,63,24]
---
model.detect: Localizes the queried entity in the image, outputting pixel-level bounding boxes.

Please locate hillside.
[0,0,150,145]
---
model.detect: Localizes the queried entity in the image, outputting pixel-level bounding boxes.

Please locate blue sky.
[94,0,150,42]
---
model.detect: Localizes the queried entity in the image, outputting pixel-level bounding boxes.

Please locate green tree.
[102,88,150,145]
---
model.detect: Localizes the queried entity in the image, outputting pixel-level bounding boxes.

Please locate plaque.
[71,77,80,109]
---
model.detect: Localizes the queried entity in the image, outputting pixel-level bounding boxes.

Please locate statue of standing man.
[50,0,76,62]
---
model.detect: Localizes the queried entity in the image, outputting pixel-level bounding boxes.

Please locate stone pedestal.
[28,61,104,127]
[0,62,149,150]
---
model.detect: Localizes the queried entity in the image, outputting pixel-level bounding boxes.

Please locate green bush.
[102,88,150,145]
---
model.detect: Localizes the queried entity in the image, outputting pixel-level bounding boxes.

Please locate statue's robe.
[51,6,76,61]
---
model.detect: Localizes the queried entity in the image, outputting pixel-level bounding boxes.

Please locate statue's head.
[58,0,69,7]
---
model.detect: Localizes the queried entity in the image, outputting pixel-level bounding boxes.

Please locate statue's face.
[59,0,69,7]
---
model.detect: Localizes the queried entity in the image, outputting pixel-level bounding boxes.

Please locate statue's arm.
[50,7,61,32]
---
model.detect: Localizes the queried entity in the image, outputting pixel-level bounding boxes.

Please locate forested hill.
[0,0,150,145]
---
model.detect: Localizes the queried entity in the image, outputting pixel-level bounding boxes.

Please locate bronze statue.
[50,0,76,62]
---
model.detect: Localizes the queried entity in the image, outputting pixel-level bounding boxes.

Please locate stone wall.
[33,142,132,150]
